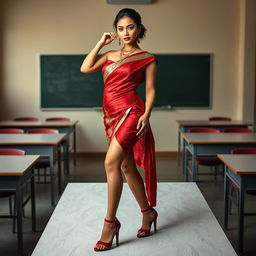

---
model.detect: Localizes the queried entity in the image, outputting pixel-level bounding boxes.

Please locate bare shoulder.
[105,50,121,62]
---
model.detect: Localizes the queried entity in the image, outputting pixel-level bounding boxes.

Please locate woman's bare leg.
[95,136,125,250]
[121,153,156,233]
[121,152,149,210]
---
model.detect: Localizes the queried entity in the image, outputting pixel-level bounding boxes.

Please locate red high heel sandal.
[94,218,121,251]
[137,207,158,238]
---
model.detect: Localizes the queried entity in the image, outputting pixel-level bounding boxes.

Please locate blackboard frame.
[39,53,213,111]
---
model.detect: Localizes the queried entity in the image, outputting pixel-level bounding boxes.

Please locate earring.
[137,35,140,44]
[119,38,121,46]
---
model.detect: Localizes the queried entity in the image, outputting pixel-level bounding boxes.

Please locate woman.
[80,8,157,251]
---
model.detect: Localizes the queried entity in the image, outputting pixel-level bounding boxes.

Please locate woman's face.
[116,16,140,45]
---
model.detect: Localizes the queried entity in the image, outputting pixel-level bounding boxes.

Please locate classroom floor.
[0,155,256,256]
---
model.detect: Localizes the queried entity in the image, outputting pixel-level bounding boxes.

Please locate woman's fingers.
[137,128,147,138]
[100,32,116,45]
[137,118,142,130]
[136,127,143,137]
[106,32,114,40]
[105,33,113,41]
[110,32,117,39]
[136,122,148,137]
[136,119,143,136]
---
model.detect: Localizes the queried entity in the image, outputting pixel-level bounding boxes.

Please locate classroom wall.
[0,2,4,116]
[0,0,255,152]
[237,0,256,122]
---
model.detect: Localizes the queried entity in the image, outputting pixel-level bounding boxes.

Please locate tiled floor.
[0,156,256,256]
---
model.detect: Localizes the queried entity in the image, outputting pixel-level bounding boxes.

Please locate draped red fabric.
[102,51,157,207]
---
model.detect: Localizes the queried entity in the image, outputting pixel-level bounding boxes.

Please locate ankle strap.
[141,207,152,213]
[104,218,116,223]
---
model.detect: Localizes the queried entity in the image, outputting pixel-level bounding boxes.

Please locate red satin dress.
[102,51,157,207]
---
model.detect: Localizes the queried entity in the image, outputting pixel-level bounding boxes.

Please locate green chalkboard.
[40,54,211,109]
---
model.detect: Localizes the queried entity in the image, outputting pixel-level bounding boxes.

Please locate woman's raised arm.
[80,32,116,74]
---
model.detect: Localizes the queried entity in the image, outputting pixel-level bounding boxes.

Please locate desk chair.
[45,117,70,122]
[14,117,39,122]
[209,116,232,121]
[228,148,256,214]
[0,128,24,134]
[189,128,223,180]
[28,129,58,134]
[0,149,25,233]
[223,128,253,133]
[27,129,59,183]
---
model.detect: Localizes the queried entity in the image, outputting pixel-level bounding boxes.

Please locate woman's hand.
[136,114,150,138]
[99,32,116,46]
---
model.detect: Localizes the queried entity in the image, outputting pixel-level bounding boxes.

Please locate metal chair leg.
[214,166,217,180]
[9,196,13,216]
[44,168,47,183]
[228,184,234,215]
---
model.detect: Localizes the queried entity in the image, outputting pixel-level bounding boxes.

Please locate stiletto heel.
[137,207,158,238]
[94,218,121,251]
[116,229,119,245]
[154,218,157,232]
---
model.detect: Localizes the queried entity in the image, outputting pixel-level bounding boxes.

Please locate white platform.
[32,183,237,256]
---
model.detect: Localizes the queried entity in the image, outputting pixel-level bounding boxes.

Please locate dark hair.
[113,8,147,39]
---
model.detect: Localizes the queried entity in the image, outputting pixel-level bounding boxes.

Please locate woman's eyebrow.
[118,24,134,28]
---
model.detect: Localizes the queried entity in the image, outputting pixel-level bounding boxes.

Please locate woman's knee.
[121,159,136,175]
[104,137,125,173]
[121,162,130,175]
[104,156,120,173]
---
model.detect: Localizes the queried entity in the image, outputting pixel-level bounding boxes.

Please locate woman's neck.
[122,43,139,52]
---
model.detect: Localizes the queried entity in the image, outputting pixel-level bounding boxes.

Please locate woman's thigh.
[115,107,143,153]
[105,136,126,169]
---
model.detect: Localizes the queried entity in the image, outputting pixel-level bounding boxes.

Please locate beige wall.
[237,0,256,122]
[0,1,4,117]
[1,0,255,152]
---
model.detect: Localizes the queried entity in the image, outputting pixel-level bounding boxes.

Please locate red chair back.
[0,128,24,134]
[14,117,38,122]
[189,128,221,133]
[209,116,232,121]
[0,149,25,155]
[27,129,59,134]
[223,128,253,133]
[231,148,256,154]
[45,117,70,122]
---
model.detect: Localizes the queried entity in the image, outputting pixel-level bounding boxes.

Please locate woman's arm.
[136,61,157,138]
[144,61,157,118]
[80,32,116,74]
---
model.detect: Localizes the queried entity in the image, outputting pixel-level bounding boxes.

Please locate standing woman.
[80,8,157,251]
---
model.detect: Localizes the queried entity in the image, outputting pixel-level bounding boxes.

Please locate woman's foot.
[137,208,158,238]
[94,218,121,251]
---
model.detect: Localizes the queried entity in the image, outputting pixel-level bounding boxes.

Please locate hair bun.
[139,23,147,39]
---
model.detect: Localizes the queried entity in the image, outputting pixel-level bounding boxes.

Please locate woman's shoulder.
[104,50,121,62]
[138,50,156,58]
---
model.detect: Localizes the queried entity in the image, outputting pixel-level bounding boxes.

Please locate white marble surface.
[32,183,237,256]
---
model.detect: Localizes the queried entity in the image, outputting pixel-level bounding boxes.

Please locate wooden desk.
[176,120,252,165]
[218,154,256,253]
[0,155,40,256]
[0,134,67,206]
[182,133,256,182]
[0,120,78,166]
[32,183,237,256]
